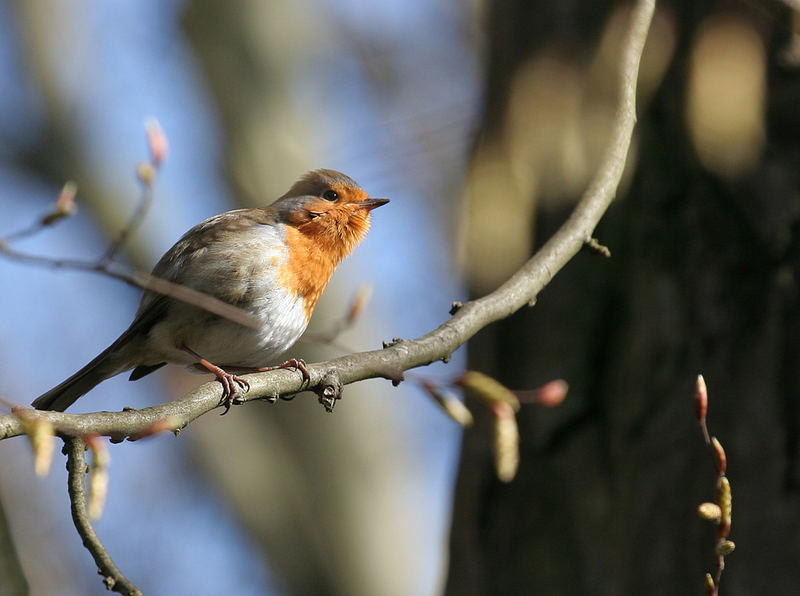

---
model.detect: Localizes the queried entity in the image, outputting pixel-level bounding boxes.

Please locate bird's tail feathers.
[32,344,131,412]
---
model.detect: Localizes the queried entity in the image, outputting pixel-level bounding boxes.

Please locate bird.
[32,169,388,413]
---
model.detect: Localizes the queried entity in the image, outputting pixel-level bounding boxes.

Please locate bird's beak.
[357,198,390,211]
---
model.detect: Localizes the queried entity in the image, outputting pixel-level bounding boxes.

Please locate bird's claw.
[255,358,310,386]
[217,371,250,415]
[280,358,311,385]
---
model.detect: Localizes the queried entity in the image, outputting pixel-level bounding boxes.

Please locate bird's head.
[274,169,389,259]
[270,170,389,318]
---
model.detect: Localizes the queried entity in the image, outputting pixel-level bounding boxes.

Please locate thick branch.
[65,437,143,596]
[0,0,655,442]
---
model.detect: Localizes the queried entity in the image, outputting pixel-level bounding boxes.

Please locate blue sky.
[0,1,479,594]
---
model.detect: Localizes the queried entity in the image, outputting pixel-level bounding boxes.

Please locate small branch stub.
[584,237,611,257]
[315,371,343,413]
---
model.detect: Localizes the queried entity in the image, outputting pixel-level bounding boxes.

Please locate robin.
[32,169,389,413]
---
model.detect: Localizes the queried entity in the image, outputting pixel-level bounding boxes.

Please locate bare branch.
[0,0,656,441]
[0,243,259,329]
[100,119,166,265]
[65,437,143,596]
[0,120,259,329]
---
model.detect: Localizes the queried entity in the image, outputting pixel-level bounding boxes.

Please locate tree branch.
[0,120,259,330]
[65,437,143,596]
[0,245,259,329]
[0,0,655,442]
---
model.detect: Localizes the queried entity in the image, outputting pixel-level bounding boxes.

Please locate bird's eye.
[322,189,339,201]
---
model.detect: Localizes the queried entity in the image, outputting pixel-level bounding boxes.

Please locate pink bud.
[145,118,169,166]
[695,374,708,421]
[535,379,568,407]
[711,437,727,476]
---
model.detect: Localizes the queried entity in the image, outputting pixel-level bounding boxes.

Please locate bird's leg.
[181,345,250,414]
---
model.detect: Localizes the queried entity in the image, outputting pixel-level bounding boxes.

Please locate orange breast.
[277,226,341,322]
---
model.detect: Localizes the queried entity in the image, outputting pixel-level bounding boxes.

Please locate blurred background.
[1,1,799,595]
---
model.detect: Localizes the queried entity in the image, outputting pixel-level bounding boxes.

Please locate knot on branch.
[382,337,405,349]
[315,370,343,413]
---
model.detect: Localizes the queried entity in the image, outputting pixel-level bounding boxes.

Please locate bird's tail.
[32,344,131,412]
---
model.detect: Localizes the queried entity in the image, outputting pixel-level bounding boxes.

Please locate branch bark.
[65,437,143,596]
[0,0,654,444]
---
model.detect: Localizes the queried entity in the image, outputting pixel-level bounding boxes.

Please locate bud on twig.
[492,402,520,482]
[711,437,727,476]
[533,379,568,407]
[697,502,722,522]
[145,118,169,166]
[716,540,736,556]
[717,476,732,538]
[85,435,110,521]
[705,573,715,595]
[41,181,78,226]
[455,371,520,412]
[695,374,708,422]
[136,162,156,186]
[13,407,55,477]
[422,381,474,427]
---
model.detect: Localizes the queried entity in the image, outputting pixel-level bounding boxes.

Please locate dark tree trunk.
[0,496,28,596]
[447,1,800,595]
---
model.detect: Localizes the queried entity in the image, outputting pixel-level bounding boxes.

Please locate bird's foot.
[216,370,250,414]
[181,345,250,414]
[255,358,311,386]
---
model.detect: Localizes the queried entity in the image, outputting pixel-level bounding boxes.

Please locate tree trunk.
[447,1,799,594]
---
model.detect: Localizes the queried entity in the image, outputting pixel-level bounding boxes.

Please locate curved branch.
[65,437,143,596]
[0,0,655,442]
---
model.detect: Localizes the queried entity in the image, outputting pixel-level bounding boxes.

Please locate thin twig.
[0,120,258,329]
[0,0,656,441]
[64,437,143,596]
[102,118,167,265]
[694,375,734,595]
[0,242,259,328]
[3,181,78,243]
[584,237,612,257]
[100,169,155,266]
